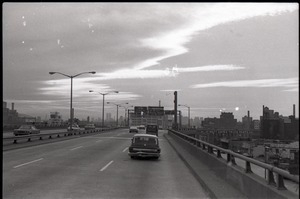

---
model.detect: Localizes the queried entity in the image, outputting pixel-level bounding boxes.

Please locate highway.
[3,128,210,199]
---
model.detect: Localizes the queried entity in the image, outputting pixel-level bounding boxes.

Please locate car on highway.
[84,123,96,130]
[129,126,138,133]
[14,125,40,136]
[67,124,81,131]
[146,124,158,136]
[137,125,146,133]
[128,134,160,159]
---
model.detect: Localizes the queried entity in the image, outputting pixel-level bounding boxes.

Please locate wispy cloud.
[134,3,298,70]
[191,78,298,91]
[91,64,244,81]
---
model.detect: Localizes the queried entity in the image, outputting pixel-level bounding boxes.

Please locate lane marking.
[100,160,114,172]
[70,146,83,151]
[122,147,128,152]
[13,158,44,168]
[96,140,103,143]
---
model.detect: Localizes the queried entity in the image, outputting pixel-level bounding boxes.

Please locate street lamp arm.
[49,72,72,78]
[73,71,96,78]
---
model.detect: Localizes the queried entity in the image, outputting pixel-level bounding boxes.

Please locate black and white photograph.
[3,2,299,199]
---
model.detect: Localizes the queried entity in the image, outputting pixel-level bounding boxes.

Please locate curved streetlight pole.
[49,71,96,131]
[89,90,119,128]
[178,104,190,128]
[107,102,129,127]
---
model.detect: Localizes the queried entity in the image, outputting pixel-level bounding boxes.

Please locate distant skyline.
[3,3,299,121]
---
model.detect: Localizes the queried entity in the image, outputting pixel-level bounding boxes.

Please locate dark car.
[146,124,158,136]
[14,125,40,136]
[129,126,138,133]
[128,134,160,159]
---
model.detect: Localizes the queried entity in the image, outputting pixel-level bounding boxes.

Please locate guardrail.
[3,127,119,144]
[169,129,299,191]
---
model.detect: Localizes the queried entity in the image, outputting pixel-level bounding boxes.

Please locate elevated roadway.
[3,129,211,199]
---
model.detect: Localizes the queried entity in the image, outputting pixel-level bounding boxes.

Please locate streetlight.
[107,102,129,127]
[49,71,96,131]
[89,90,119,128]
[178,104,190,128]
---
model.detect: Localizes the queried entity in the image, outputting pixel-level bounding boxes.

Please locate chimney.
[12,103,14,111]
[293,104,295,117]
[248,111,250,118]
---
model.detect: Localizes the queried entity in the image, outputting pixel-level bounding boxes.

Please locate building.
[48,112,64,126]
[261,105,298,140]
[202,112,237,129]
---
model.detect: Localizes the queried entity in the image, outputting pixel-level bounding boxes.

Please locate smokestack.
[159,100,161,107]
[248,111,250,118]
[293,104,295,117]
[12,103,14,111]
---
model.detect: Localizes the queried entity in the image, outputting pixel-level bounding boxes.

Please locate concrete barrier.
[167,130,298,199]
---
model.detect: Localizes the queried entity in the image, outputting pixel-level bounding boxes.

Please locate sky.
[2,2,299,121]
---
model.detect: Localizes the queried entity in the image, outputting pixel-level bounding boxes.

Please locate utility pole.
[174,91,178,129]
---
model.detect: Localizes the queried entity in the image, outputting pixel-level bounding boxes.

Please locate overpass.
[3,128,299,198]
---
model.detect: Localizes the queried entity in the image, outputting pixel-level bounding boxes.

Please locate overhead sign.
[134,106,148,115]
[164,110,175,115]
[148,106,164,116]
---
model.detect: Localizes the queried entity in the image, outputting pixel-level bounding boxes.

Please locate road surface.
[3,129,210,199]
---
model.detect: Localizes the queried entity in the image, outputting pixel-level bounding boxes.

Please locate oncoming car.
[84,123,96,130]
[14,125,40,136]
[67,124,81,131]
[128,134,160,159]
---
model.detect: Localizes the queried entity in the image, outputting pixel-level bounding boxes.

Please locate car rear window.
[133,137,157,145]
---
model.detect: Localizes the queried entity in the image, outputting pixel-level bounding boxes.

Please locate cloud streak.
[191,78,298,91]
[134,3,298,70]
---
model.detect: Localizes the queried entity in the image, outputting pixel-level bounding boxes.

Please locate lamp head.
[49,72,55,75]
[90,71,96,74]
[89,90,94,93]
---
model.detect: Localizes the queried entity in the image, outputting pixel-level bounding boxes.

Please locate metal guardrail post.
[208,146,213,153]
[217,150,222,158]
[40,136,43,140]
[268,170,276,186]
[227,153,231,162]
[245,161,252,173]
[276,174,287,190]
[28,138,31,142]
[231,155,237,165]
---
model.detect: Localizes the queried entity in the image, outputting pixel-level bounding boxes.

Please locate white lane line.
[70,146,83,151]
[13,158,44,168]
[122,147,128,152]
[100,160,114,172]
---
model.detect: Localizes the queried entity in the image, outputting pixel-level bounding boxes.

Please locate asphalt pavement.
[3,129,210,199]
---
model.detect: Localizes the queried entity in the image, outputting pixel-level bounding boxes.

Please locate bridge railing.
[3,127,119,145]
[169,129,299,191]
